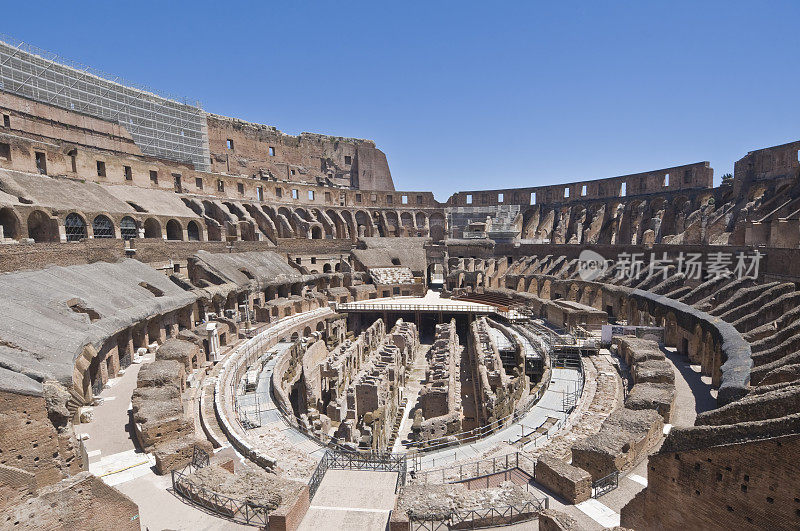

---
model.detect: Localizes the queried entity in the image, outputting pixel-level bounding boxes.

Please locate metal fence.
[406,368,552,455]
[592,471,619,498]
[410,452,536,485]
[408,497,549,530]
[171,447,271,527]
[308,449,409,500]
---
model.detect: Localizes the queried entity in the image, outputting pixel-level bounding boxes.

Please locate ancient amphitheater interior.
[0,32,798,531]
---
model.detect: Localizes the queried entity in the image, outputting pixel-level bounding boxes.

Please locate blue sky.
[4,1,799,200]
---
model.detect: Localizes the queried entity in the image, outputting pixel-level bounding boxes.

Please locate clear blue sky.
[4,1,799,200]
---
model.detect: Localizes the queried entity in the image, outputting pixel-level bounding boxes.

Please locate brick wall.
[0,390,81,494]
[621,434,800,529]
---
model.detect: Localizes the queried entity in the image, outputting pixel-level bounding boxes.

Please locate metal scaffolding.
[0,34,210,170]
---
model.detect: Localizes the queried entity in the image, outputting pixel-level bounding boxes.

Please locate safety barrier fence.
[592,470,619,498]
[409,343,589,456]
[171,447,270,527]
[409,452,536,485]
[214,308,333,471]
[408,497,549,530]
[308,449,408,500]
[406,367,553,455]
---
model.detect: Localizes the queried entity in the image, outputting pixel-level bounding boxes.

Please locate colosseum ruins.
[0,34,798,531]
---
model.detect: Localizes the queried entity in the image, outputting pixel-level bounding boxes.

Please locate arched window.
[143,218,161,238]
[120,216,138,240]
[187,220,201,241]
[64,213,87,242]
[27,210,58,242]
[323,263,332,273]
[166,219,183,240]
[92,215,114,238]
[0,207,21,240]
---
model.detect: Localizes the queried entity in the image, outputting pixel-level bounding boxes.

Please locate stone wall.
[621,433,800,529]
[2,472,140,530]
[207,113,396,191]
[0,388,81,504]
[535,455,591,504]
[448,162,713,206]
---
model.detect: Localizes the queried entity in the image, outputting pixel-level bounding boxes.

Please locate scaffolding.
[0,34,210,170]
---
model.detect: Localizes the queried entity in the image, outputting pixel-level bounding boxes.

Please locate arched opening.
[323,263,332,273]
[64,213,87,242]
[385,211,399,236]
[92,215,114,238]
[311,226,323,239]
[355,210,372,237]
[303,326,312,337]
[0,207,22,240]
[335,262,341,272]
[166,219,183,240]
[143,218,161,238]
[429,212,446,241]
[120,216,138,240]
[400,212,414,236]
[187,220,201,241]
[27,210,58,242]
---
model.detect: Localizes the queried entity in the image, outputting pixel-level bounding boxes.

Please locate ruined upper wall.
[733,140,800,197]
[0,96,436,209]
[206,114,395,191]
[446,162,713,207]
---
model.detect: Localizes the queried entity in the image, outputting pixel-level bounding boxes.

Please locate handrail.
[410,452,536,485]
[407,496,549,528]
[308,449,408,501]
[170,448,271,526]
[337,302,499,313]
[407,360,569,454]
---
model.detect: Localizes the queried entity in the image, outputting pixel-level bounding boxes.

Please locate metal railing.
[307,451,329,500]
[407,367,553,454]
[592,471,619,498]
[308,449,409,500]
[409,497,549,530]
[337,301,498,313]
[171,447,271,527]
[410,452,535,485]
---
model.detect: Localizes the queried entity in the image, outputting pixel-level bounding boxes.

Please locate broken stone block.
[536,455,592,503]
[625,382,676,422]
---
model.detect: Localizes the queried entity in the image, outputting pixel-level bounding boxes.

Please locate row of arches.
[1,201,446,244]
[0,208,203,243]
[179,197,446,243]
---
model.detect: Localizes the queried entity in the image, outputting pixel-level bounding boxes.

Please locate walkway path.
[548,346,717,529]
[410,365,582,470]
[234,341,326,480]
[298,470,398,531]
[392,343,430,452]
[77,351,249,530]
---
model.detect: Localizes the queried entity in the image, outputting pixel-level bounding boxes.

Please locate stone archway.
[0,207,22,240]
